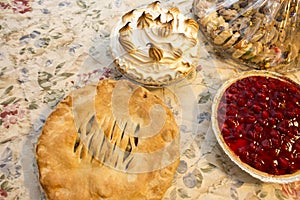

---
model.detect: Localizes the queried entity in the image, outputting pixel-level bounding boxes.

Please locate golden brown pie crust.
[36,79,180,200]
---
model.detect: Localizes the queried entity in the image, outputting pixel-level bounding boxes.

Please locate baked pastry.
[212,70,300,183]
[110,1,200,86]
[193,0,300,71]
[36,79,180,199]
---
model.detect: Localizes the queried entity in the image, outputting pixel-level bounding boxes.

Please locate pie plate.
[211,70,300,183]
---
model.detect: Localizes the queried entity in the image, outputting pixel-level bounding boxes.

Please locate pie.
[212,70,300,183]
[110,1,200,86]
[36,79,180,199]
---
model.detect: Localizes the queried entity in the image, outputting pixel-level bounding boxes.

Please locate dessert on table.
[212,70,300,183]
[111,1,200,87]
[36,79,180,200]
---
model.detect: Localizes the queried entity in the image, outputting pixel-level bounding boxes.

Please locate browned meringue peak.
[119,22,132,35]
[118,22,135,53]
[154,14,162,24]
[170,46,183,59]
[137,11,153,29]
[147,1,161,10]
[118,35,135,53]
[165,10,175,22]
[147,43,164,61]
[169,7,180,15]
[122,9,136,23]
[157,19,174,37]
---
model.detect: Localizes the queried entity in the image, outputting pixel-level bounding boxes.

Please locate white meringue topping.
[110,2,199,86]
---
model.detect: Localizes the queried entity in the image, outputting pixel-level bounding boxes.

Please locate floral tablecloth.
[1,0,300,199]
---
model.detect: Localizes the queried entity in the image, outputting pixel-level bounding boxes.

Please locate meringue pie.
[111,1,200,86]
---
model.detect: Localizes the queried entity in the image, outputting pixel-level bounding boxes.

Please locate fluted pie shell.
[36,79,180,200]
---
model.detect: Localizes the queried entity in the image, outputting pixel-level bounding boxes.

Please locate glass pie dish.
[193,0,300,72]
[211,70,300,183]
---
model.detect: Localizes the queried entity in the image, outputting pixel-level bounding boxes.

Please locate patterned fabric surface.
[0,0,300,199]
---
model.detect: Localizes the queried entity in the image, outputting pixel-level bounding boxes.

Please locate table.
[0,0,300,199]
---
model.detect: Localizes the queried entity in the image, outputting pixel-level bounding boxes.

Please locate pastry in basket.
[110,1,199,86]
[36,79,180,200]
[212,71,300,183]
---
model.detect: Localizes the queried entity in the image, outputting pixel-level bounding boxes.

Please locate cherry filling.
[217,75,300,175]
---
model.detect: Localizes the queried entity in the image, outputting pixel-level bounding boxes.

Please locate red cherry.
[251,87,258,94]
[224,135,235,142]
[268,82,276,90]
[248,76,258,83]
[293,142,300,153]
[286,110,296,118]
[272,168,286,175]
[247,130,259,141]
[256,92,267,100]
[225,117,237,128]
[229,86,239,94]
[280,142,293,157]
[226,108,238,116]
[289,162,298,173]
[249,142,258,151]
[244,91,254,99]
[253,160,264,171]
[237,81,246,89]
[254,124,263,133]
[238,116,245,123]
[252,104,262,113]
[277,91,287,100]
[261,139,271,150]
[221,127,231,137]
[245,115,256,123]
[226,94,238,103]
[290,127,299,136]
[271,138,280,147]
[278,157,290,170]
[258,118,268,126]
[268,118,277,126]
[237,97,247,106]
[261,110,269,119]
[270,129,280,138]
[274,112,284,121]
[270,99,279,108]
